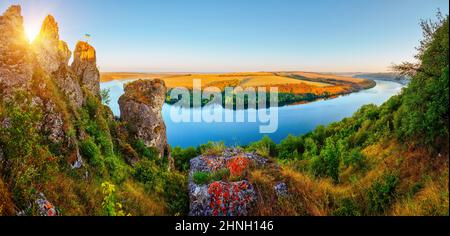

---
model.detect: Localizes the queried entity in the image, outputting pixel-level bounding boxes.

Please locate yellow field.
[100,71,375,96]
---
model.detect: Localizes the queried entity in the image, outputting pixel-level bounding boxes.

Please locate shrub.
[192,172,211,185]
[211,169,231,182]
[101,182,128,216]
[133,139,159,160]
[199,141,225,156]
[104,155,129,183]
[310,137,340,183]
[172,146,199,172]
[133,159,159,184]
[247,136,277,157]
[277,135,303,160]
[333,198,361,216]
[80,138,104,169]
[163,171,189,215]
[100,88,111,105]
[366,174,399,215]
[343,149,367,171]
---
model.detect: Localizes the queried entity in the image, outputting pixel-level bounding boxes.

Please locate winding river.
[101,79,404,148]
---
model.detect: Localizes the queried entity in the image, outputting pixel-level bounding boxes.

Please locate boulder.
[188,149,269,216]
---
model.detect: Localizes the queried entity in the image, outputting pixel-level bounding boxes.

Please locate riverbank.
[101,71,376,108]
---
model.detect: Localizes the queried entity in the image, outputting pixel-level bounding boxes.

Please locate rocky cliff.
[0,5,32,97]
[0,5,175,216]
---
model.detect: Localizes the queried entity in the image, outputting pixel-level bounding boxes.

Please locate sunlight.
[24,22,40,42]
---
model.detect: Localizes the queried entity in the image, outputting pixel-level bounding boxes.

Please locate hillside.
[175,14,449,216]
[0,5,186,216]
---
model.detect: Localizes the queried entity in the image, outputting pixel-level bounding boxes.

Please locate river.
[101,79,404,148]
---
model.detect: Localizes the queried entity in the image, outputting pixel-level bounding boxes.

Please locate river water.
[101,79,404,148]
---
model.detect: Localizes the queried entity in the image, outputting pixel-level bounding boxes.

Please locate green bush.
[133,139,159,160]
[277,135,303,160]
[163,171,189,215]
[199,141,226,156]
[133,159,159,184]
[394,16,449,148]
[104,155,129,183]
[310,137,340,183]
[343,149,367,171]
[333,198,361,216]
[80,138,104,169]
[246,135,277,157]
[366,174,399,215]
[172,146,199,172]
[192,172,211,185]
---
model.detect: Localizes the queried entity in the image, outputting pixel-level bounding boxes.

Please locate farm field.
[100,71,375,96]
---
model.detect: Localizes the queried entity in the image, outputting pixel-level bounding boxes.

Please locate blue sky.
[1,0,449,72]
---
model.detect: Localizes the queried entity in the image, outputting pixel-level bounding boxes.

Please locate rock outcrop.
[71,41,100,98]
[189,149,269,216]
[119,79,170,160]
[0,5,32,96]
[33,15,84,108]
[32,15,71,74]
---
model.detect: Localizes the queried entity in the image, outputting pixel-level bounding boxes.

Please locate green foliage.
[171,146,199,172]
[343,149,367,171]
[246,135,277,157]
[101,182,128,216]
[192,169,231,185]
[104,155,129,183]
[132,159,188,215]
[133,159,160,184]
[333,198,361,216]
[162,171,189,216]
[310,138,340,183]
[211,168,231,182]
[366,174,399,215]
[394,16,449,148]
[85,93,100,118]
[0,96,58,209]
[277,135,304,160]
[80,138,104,169]
[100,88,111,105]
[199,141,226,156]
[192,172,211,185]
[133,139,159,160]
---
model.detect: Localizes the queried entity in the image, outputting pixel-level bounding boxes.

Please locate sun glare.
[24,23,40,42]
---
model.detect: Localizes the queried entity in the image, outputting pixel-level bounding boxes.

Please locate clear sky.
[1,0,449,73]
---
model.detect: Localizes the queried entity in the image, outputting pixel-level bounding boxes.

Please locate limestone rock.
[71,41,100,98]
[118,79,170,159]
[0,5,32,95]
[32,15,72,74]
[53,65,84,108]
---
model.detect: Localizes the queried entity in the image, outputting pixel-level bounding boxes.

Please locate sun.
[24,23,40,42]
[25,27,39,43]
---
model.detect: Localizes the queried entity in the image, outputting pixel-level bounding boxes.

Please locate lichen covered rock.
[119,79,170,159]
[188,149,269,216]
